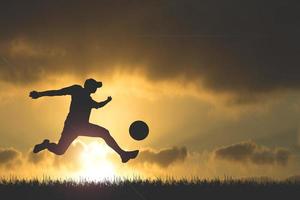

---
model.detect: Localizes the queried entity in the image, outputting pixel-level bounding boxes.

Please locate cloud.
[27,150,48,164]
[214,141,291,166]
[275,149,291,166]
[133,146,188,167]
[0,1,299,101]
[0,147,21,168]
[0,142,87,177]
[0,144,299,179]
[22,141,85,171]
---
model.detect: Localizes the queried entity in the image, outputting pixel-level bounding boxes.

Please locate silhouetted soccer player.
[29,78,139,163]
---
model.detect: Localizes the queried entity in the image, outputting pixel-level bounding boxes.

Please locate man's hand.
[107,96,112,102]
[29,91,41,99]
[94,96,112,109]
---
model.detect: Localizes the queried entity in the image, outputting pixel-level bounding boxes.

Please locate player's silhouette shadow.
[30,78,138,163]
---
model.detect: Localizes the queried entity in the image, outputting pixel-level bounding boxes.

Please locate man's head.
[84,78,102,93]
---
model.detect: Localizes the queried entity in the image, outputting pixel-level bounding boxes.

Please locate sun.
[77,141,116,181]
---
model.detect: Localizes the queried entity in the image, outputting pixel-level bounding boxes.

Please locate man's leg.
[47,133,77,155]
[33,129,77,155]
[81,123,139,163]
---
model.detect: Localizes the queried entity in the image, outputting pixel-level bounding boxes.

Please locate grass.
[0,177,299,200]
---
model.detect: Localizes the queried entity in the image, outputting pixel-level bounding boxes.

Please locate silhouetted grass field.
[1,177,300,200]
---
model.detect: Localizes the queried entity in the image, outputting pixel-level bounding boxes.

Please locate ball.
[129,120,149,141]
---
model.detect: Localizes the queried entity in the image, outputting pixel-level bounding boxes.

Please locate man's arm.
[94,96,112,109]
[29,85,81,99]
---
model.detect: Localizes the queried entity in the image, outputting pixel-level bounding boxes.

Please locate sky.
[0,0,300,180]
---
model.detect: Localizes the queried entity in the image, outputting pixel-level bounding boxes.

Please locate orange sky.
[0,73,300,180]
[1,1,300,180]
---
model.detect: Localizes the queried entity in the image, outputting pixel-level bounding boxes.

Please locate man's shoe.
[33,139,49,153]
[121,150,139,163]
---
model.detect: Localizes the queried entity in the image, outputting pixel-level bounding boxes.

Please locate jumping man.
[29,78,139,163]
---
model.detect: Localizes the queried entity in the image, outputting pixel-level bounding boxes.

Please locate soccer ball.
[129,120,149,141]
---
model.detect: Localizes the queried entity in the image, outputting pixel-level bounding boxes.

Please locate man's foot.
[33,139,49,153]
[121,150,139,163]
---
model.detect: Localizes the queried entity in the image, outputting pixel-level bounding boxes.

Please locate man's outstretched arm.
[94,96,112,109]
[29,85,80,99]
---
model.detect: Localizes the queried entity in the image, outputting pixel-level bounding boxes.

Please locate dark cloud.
[0,143,84,172]
[0,147,21,167]
[0,0,299,100]
[275,149,291,166]
[286,175,300,182]
[214,141,291,166]
[27,151,48,164]
[133,146,188,167]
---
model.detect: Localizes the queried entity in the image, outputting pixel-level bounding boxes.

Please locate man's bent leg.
[47,133,77,155]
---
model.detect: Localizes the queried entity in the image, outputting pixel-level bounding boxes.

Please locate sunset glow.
[0,1,300,182]
[77,142,115,181]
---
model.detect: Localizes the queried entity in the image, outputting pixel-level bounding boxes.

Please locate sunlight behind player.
[79,142,115,181]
